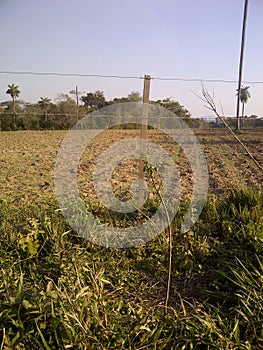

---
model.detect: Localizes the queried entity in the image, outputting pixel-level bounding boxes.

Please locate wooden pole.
[76,85,79,122]
[236,0,249,130]
[138,74,151,208]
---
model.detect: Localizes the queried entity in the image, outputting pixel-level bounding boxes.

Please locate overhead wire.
[153,77,263,84]
[0,70,263,84]
[0,71,141,80]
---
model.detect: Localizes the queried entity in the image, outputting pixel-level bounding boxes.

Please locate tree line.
[1,83,260,131]
[0,84,197,131]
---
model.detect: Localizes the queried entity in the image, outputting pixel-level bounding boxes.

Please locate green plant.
[1,189,263,349]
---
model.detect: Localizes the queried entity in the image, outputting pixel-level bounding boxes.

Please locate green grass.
[0,189,263,349]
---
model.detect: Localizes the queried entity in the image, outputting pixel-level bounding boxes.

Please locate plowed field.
[0,129,262,205]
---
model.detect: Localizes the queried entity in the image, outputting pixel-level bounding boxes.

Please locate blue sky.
[0,0,262,117]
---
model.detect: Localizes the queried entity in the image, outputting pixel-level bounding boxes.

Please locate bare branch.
[190,89,207,104]
[201,85,263,172]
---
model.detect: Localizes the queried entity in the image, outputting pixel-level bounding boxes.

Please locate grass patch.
[0,189,263,349]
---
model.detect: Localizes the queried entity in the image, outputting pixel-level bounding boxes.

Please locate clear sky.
[0,0,262,118]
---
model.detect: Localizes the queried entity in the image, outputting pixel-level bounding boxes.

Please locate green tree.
[54,93,76,129]
[110,91,142,105]
[6,83,20,126]
[127,91,142,102]
[236,86,251,128]
[154,97,191,119]
[38,97,52,122]
[240,86,251,119]
[19,102,40,130]
[81,90,106,109]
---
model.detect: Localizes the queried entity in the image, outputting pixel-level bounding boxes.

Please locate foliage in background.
[0,86,205,131]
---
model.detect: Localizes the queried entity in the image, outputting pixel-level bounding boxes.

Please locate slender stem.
[149,172,173,314]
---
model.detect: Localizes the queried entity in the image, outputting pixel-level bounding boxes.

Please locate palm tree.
[236,86,251,128]
[6,83,20,125]
[38,97,51,122]
[240,86,251,117]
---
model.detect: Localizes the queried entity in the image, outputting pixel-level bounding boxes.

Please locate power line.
[153,77,263,84]
[0,70,263,84]
[0,71,141,80]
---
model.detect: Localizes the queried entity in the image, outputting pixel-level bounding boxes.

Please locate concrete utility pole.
[236,0,249,130]
[138,74,151,208]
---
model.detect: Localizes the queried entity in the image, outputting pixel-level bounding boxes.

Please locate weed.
[1,189,263,348]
